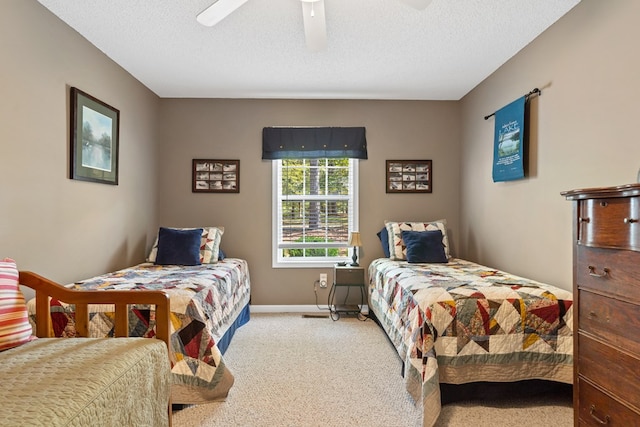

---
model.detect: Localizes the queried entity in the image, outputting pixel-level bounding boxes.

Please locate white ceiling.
[37,0,580,100]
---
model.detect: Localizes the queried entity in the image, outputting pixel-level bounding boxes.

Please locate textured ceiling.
[37,0,580,100]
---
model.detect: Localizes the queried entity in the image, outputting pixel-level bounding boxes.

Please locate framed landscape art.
[192,159,240,193]
[70,87,119,185]
[386,160,432,193]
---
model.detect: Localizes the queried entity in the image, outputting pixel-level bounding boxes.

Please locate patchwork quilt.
[368,258,573,427]
[28,258,251,404]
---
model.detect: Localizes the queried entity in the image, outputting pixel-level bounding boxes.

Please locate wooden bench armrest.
[18,271,171,350]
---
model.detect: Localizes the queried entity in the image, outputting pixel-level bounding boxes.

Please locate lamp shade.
[348,231,362,247]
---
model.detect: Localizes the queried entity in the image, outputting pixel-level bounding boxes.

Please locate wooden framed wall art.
[70,87,119,185]
[386,160,432,193]
[192,159,240,193]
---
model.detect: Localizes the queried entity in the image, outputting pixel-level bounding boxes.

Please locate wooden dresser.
[562,184,640,426]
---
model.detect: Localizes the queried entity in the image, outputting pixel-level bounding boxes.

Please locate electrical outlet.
[319,273,328,288]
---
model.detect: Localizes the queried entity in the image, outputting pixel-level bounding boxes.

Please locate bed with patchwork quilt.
[370,220,573,427]
[28,257,251,404]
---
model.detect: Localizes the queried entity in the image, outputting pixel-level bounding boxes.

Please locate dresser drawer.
[578,378,640,426]
[577,246,640,302]
[579,290,640,354]
[578,333,640,410]
[578,197,640,250]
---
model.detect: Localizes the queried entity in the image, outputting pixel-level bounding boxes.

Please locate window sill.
[272,260,350,269]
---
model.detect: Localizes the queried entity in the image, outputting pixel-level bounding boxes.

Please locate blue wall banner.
[492,96,525,182]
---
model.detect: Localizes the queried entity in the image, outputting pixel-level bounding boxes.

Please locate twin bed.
[28,226,251,404]
[369,220,573,427]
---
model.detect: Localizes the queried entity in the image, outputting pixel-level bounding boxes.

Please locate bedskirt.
[0,338,170,426]
[368,258,573,427]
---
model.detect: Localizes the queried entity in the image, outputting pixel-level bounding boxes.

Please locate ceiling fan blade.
[398,0,433,10]
[196,0,250,27]
[301,0,327,52]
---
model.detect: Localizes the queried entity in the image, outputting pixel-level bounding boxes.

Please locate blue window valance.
[262,127,367,160]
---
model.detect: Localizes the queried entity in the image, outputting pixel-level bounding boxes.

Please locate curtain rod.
[484,88,541,120]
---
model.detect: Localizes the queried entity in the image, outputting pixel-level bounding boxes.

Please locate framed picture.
[386,160,432,193]
[70,87,119,185]
[192,159,240,193]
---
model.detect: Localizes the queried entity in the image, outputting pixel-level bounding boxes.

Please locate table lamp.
[348,231,362,266]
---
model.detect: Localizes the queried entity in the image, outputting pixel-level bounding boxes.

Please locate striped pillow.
[0,258,34,351]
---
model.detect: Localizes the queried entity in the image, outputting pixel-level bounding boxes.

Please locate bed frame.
[20,271,170,347]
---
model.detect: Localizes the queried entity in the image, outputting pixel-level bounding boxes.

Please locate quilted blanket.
[28,258,251,404]
[368,258,573,427]
[0,338,171,426]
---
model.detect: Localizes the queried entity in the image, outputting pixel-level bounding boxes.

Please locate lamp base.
[351,246,359,266]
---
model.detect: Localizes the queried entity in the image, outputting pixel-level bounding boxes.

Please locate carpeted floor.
[172,313,572,427]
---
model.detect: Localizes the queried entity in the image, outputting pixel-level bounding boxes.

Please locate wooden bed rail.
[18,271,171,350]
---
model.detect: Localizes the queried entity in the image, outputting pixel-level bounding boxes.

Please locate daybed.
[369,220,573,427]
[0,259,171,426]
[26,226,252,404]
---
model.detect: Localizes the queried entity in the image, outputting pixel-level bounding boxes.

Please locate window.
[272,158,359,267]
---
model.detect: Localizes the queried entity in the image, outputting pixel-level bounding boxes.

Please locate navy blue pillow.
[155,227,203,266]
[218,248,226,261]
[401,230,448,263]
[376,227,391,258]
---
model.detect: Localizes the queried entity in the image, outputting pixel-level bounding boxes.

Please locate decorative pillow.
[197,227,223,263]
[147,226,224,264]
[0,258,34,351]
[218,248,226,261]
[154,228,203,266]
[401,230,448,263]
[376,227,391,258]
[385,219,450,260]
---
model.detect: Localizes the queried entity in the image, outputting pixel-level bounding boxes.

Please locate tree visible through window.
[273,158,358,266]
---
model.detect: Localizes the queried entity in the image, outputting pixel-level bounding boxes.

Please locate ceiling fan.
[196,0,433,52]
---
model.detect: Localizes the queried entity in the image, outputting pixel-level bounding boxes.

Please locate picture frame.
[386,160,432,193]
[192,159,240,193]
[70,87,119,185]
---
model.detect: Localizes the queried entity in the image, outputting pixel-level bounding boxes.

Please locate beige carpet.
[172,313,572,427]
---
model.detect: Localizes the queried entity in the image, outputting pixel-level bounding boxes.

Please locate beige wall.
[7,0,635,304]
[0,1,160,285]
[157,99,460,305]
[459,0,640,291]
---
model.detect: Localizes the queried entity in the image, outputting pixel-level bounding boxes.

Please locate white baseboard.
[250,304,368,314]
[250,305,326,313]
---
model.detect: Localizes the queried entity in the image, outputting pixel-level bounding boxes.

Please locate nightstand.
[328,264,366,321]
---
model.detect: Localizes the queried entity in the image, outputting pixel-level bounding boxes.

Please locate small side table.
[328,264,366,321]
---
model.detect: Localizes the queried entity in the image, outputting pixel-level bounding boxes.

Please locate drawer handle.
[588,266,610,278]
[624,217,638,224]
[589,405,610,425]
[588,311,610,322]
[579,217,591,223]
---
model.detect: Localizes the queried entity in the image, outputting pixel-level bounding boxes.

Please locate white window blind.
[272,158,358,267]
